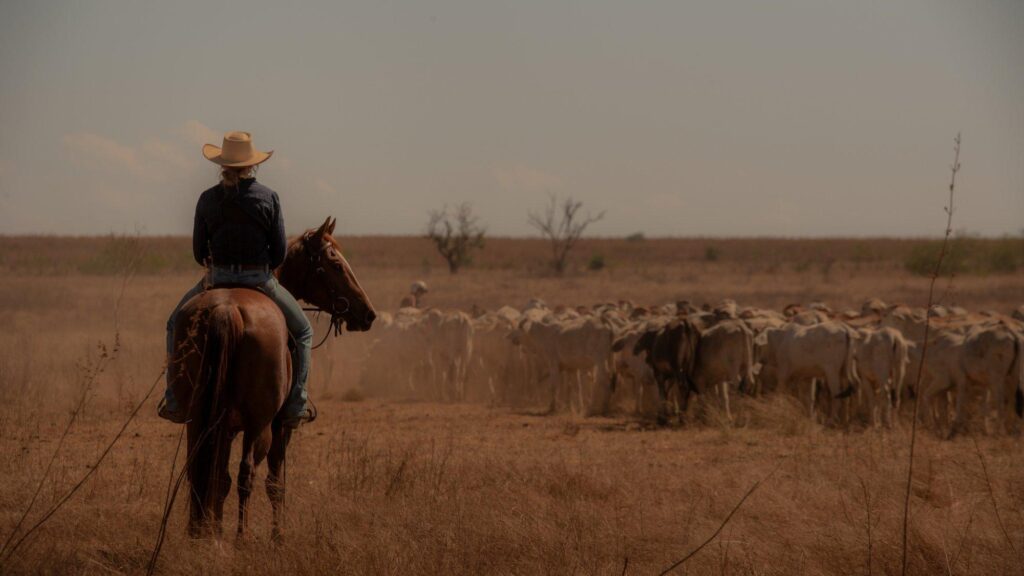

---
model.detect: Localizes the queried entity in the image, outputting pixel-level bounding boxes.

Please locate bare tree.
[527,194,605,274]
[426,202,486,274]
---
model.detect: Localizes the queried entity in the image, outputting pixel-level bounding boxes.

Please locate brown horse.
[169,217,375,540]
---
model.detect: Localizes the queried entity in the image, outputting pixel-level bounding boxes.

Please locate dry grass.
[0,236,1022,575]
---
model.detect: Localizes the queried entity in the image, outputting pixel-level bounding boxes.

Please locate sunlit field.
[1,235,1022,575]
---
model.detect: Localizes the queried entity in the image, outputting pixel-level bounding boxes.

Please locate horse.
[168,216,375,540]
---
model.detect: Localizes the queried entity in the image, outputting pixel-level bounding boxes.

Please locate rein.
[302,307,344,350]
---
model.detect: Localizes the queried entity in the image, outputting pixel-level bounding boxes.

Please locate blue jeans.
[164,268,314,418]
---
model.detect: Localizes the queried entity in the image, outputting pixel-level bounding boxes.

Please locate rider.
[158,131,315,429]
[410,280,428,308]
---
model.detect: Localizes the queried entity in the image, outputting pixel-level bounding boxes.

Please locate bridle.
[298,239,352,350]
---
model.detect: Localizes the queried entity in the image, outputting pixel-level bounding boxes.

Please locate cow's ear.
[611,336,628,352]
[633,331,654,356]
[684,318,703,342]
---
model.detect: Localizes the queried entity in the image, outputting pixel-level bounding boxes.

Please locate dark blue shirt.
[193,178,287,268]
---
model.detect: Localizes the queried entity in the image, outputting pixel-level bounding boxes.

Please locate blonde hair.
[220,165,258,188]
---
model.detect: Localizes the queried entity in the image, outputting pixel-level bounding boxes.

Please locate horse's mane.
[287,230,343,256]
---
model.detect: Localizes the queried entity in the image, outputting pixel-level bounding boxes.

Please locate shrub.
[704,246,720,262]
[528,195,604,275]
[426,203,486,274]
[904,242,962,276]
[587,254,606,271]
[625,232,645,242]
[904,235,1023,276]
[987,241,1021,273]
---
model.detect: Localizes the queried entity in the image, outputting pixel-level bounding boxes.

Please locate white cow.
[690,319,756,421]
[421,310,475,401]
[469,312,521,404]
[756,321,861,424]
[512,315,616,416]
[854,327,909,427]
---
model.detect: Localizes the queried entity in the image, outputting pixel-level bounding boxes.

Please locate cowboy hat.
[202,131,273,167]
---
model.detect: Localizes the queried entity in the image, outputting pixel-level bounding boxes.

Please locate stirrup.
[157,398,187,424]
[280,400,317,429]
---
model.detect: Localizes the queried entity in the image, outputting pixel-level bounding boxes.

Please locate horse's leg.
[237,426,272,540]
[211,431,234,537]
[266,424,292,543]
[236,433,256,540]
[185,422,205,538]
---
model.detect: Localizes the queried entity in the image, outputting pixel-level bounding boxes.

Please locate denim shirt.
[193,178,287,268]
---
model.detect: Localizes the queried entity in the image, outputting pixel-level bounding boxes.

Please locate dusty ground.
[0,236,1022,574]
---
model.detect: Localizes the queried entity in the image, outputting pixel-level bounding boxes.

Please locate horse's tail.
[188,304,242,533]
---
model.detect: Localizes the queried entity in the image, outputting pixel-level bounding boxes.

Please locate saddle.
[203,281,265,293]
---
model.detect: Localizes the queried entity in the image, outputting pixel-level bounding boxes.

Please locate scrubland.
[0,235,1022,575]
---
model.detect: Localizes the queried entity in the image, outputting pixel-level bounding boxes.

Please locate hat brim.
[202,144,273,167]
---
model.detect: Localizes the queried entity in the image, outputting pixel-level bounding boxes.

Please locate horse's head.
[278,217,376,332]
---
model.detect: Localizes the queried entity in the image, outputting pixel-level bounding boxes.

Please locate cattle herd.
[360,298,1024,436]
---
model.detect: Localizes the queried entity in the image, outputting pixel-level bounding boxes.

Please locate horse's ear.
[327,217,337,236]
[313,217,332,241]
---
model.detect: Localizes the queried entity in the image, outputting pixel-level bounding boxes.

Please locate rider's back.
[193,178,286,268]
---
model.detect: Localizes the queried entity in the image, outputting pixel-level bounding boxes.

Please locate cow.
[611,323,663,417]
[957,323,1022,434]
[631,318,702,423]
[510,314,616,416]
[854,327,910,427]
[755,321,861,424]
[420,310,475,401]
[468,311,522,404]
[861,298,888,317]
[689,319,756,421]
[914,322,1023,436]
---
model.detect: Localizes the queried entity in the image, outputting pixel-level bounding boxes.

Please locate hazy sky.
[0,1,1021,237]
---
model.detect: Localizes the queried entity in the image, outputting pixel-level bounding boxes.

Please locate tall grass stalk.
[900,132,961,575]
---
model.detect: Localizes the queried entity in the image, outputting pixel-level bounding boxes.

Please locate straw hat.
[202,131,273,167]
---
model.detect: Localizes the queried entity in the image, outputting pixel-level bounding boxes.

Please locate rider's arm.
[193,197,210,266]
[268,193,287,269]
